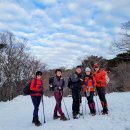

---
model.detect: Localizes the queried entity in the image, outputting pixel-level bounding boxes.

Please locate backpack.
[23,79,37,96]
[103,70,110,85]
[106,74,110,84]
[49,77,54,91]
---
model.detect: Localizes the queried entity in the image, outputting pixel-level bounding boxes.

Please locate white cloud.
[67,3,78,12]
[0,0,129,69]
[0,2,30,22]
[37,0,57,5]
[95,1,113,12]
[113,27,122,34]
[87,19,96,26]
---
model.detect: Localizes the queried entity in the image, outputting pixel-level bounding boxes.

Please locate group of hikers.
[28,63,109,126]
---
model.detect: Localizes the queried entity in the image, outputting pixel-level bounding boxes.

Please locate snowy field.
[0,92,130,130]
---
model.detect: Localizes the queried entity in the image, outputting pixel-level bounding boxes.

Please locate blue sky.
[0,0,129,69]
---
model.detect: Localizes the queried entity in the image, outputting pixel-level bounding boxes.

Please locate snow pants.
[31,96,41,118]
[85,92,96,113]
[96,87,108,112]
[54,91,64,117]
[72,90,81,116]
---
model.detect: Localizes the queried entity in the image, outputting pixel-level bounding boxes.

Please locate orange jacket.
[93,69,107,87]
[82,75,96,92]
[30,79,44,96]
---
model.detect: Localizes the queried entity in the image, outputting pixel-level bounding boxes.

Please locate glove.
[94,91,97,96]
[38,86,43,94]
[80,79,83,82]
[50,85,53,88]
[59,87,62,91]
[49,84,54,91]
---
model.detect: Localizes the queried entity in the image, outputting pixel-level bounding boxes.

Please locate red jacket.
[93,69,107,87]
[82,75,96,92]
[30,79,43,96]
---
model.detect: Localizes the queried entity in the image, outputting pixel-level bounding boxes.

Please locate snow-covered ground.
[0,92,130,130]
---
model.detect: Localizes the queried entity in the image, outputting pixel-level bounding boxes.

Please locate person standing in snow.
[68,66,83,119]
[30,71,44,126]
[49,69,67,121]
[93,63,109,115]
[82,67,96,116]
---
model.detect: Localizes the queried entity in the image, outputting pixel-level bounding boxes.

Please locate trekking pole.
[95,95,100,115]
[41,96,46,123]
[81,100,84,119]
[79,92,84,119]
[79,93,81,118]
[85,95,87,115]
[94,88,100,115]
[61,92,70,120]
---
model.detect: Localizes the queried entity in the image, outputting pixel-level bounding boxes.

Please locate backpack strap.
[84,77,88,86]
[34,79,37,88]
[92,79,94,87]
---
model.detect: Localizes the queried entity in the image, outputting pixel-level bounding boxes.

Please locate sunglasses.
[94,67,99,68]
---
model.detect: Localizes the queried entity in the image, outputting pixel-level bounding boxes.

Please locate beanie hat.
[85,67,91,72]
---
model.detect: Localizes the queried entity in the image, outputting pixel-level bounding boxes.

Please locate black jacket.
[68,73,83,91]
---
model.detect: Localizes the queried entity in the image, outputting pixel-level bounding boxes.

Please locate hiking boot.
[73,115,78,119]
[102,111,108,115]
[101,110,108,115]
[73,114,79,119]
[60,116,67,121]
[53,115,61,120]
[79,112,83,116]
[91,112,96,116]
[34,118,42,126]
[32,117,35,124]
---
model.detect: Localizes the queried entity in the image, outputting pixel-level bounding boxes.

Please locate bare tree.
[112,21,130,53]
[109,62,130,92]
[81,55,108,71]
[0,44,6,49]
[0,32,47,101]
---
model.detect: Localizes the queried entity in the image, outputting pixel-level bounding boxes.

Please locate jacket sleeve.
[100,70,106,84]
[80,75,84,85]
[70,74,80,83]
[93,76,97,87]
[30,79,39,92]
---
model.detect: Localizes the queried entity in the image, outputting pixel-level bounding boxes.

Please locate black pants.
[85,92,96,113]
[86,92,94,104]
[72,90,80,116]
[96,87,108,112]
